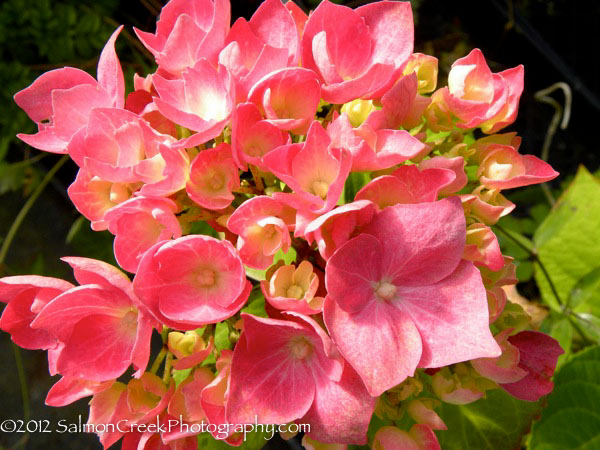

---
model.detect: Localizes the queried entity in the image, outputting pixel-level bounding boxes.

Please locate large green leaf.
[529,346,600,450]
[534,166,600,311]
[436,389,541,450]
[196,430,270,450]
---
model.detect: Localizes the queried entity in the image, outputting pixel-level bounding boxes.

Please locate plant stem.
[0,155,69,265]
[493,224,564,308]
[162,351,174,384]
[12,343,30,422]
[567,316,594,347]
[150,347,168,375]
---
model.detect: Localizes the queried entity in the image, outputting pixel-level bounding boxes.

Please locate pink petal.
[30,285,132,341]
[56,312,138,381]
[14,67,96,124]
[324,294,422,397]
[398,260,501,368]
[227,315,317,424]
[97,26,125,109]
[249,0,299,64]
[303,364,375,445]
[61,256,133,294]
[361,198,466,286]
[356,1,414,68]
[45,377,112,407]
[501,330,563,401]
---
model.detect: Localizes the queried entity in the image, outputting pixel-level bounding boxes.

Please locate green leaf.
[196,430,270,450]
[529,346,600,449]
[245,247,296,281]
[569,266,600,315]
[574,314,600,344]
[172,368,192,387]
[241,286,267,318]
[534,166,600,311]
[436,389,541,449]
[214,321,231,351]
[66,215,86,244]
[343,172,371,203]
[549,316,573,366]
[189,220,219,238]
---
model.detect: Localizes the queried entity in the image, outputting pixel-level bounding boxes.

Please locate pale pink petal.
[324,294,422,397]
[398,260,501,368]
[45,377,113,407]
[303,365,375,445]
[361,198,466,286]
[97,26,125,109]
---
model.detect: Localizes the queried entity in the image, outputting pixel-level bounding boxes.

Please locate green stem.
[9,153,47,169]
[162,351,174,384]
[494,224,593,346]
[494,224,564,308]
[12,343,30,422]
[0,155,69,265]
[567,316,594,347]
[150,347,167,375]
[161,326,169,344]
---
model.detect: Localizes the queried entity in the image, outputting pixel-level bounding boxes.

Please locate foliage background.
[0,0,598,449]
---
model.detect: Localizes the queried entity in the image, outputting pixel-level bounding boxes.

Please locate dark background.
[0,0,598,448]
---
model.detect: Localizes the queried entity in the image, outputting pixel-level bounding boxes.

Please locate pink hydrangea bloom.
[354,165,455,209]
[227,313,375,445]
[260,261,324,314]
[14,27,125,153]
[153,60,235,148]
[0,276,74,349]
[200,350,244,445]
[463,223,504,271]
[442,48,524,133]
[104,196,182,273]
[301,0,414,103]
[304,200,376,260]
[471,329,528,384]
[419,156,467,195]
[248,68,321,135]
[67,168,140,231]
[373,425,440,450]
[135,144,190,197]
[133,235,251,330]
[68,107,174,183]
[30,257,153,381]
[166,368,214,442]
[45,377,113,407]
[327,112,425,172]
[219,0,300,102]
[134,0,230,75]
[186,143,240,210]
[362,73,418,131]
[477,144,559,189]
[461,186,516,225]
[227,195,293,269]
[263,121,352,214]
[231,102,289,170]
[324,198,500,396]
[500,330,563,401]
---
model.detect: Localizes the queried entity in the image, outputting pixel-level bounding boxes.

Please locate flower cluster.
[2,0,564,449]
